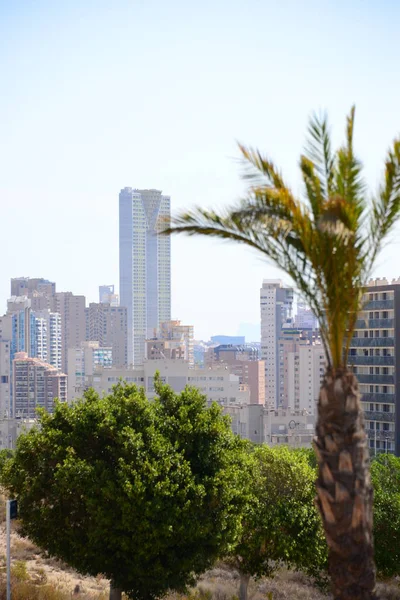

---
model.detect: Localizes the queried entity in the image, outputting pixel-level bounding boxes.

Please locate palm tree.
[164,107,400,600]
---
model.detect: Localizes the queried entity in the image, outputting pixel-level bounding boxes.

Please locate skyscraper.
[260,279,293,407]
[119,188,171,365]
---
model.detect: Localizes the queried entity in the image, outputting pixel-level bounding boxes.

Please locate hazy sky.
[1,0,400,341]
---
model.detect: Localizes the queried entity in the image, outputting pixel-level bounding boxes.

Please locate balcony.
[357,374,395,385]
[355,318,394,329]
[348,356,395,366]
[350,338,395,348]
[366,430,394,441]
[361,393,395,403]
[364,411,395,422]
[363,300,394,310]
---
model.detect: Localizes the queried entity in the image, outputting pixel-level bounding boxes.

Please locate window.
[370,403,374,411]
[383,423,390,431]
[383,404,390,412]
[0,376,8,383]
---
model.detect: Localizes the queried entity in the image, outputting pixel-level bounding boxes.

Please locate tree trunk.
[314,368,377,600]
[239,573,250,600]
[109,582,122,600]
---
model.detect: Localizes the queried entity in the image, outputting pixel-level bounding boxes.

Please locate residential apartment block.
[85,303,127,367]
[260,280,294,407]
[12,352,67,418]
[349,278,400,455]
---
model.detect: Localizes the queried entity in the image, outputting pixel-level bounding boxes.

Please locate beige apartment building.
[12,352,67,418]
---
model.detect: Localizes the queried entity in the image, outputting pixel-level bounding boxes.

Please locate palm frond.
[367,138,400,272]
[304,111,335,201]
[164,108,400,371]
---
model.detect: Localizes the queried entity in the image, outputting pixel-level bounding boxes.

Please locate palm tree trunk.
[314,368,377,600]
[109,582,122,600]
[239,572,250,600]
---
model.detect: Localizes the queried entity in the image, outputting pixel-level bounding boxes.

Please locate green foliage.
[228,446,327,580]
[165,108,400,370]
[371,454,400,578]
[1,380,249,600]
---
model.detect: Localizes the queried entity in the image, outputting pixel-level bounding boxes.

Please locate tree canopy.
[228,446,327,586]
[1,379,249,600]
[371,454,400,579]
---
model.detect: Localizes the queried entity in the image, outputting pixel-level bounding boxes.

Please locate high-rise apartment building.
[99,285,119,307]
[119,188,171,365]
[349,278,400,455]
[85,303,127,367]
[50,292,86,374]
[260,280,293,407]
[12,352,67,418]
[33,309,62,370]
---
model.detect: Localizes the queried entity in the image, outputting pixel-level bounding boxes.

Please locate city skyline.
[2,2,400,341]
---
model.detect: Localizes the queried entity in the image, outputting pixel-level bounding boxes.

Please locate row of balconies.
[363,300,394,310]
[364,410,395,422]
[357,374,395,385]
[349,356,395,365]
[355,318,394,329]
[350,338,395,347]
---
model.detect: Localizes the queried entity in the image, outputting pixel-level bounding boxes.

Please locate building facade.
[67,341,113,401]
[119,188,171,366]
[50,292,86,374]
[33,309,62,370]
[260,280,294,407]
[86,303,128,367]
[12,352,67,418]
[349,278,400,455]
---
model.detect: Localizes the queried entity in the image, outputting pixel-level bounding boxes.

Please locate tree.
[164,108,400,599]
[371,454,400,579]
[0,379,249,600]
[228,446,327,600]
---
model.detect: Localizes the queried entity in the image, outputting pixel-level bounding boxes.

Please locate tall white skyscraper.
[260,280,293,407]
[119,188,171,365]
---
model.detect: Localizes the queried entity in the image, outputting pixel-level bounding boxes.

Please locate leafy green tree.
[1,379,249,600]
[228,446,327,600]
[371,455,400,579]
[165,108,400,599]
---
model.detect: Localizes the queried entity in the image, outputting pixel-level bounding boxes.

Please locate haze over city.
[2,0,400,341]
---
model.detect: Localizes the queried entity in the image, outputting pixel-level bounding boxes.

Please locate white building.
[0,417,36,450]
[69,359,250,407]
[260,280,293,407]
[287,343,325,414]
[225,403,315,447]
[33,309,62,370]
[119,188,171,366]
[68,342,113,402]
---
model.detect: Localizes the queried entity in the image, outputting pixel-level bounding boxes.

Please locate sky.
[1,0,400,341]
